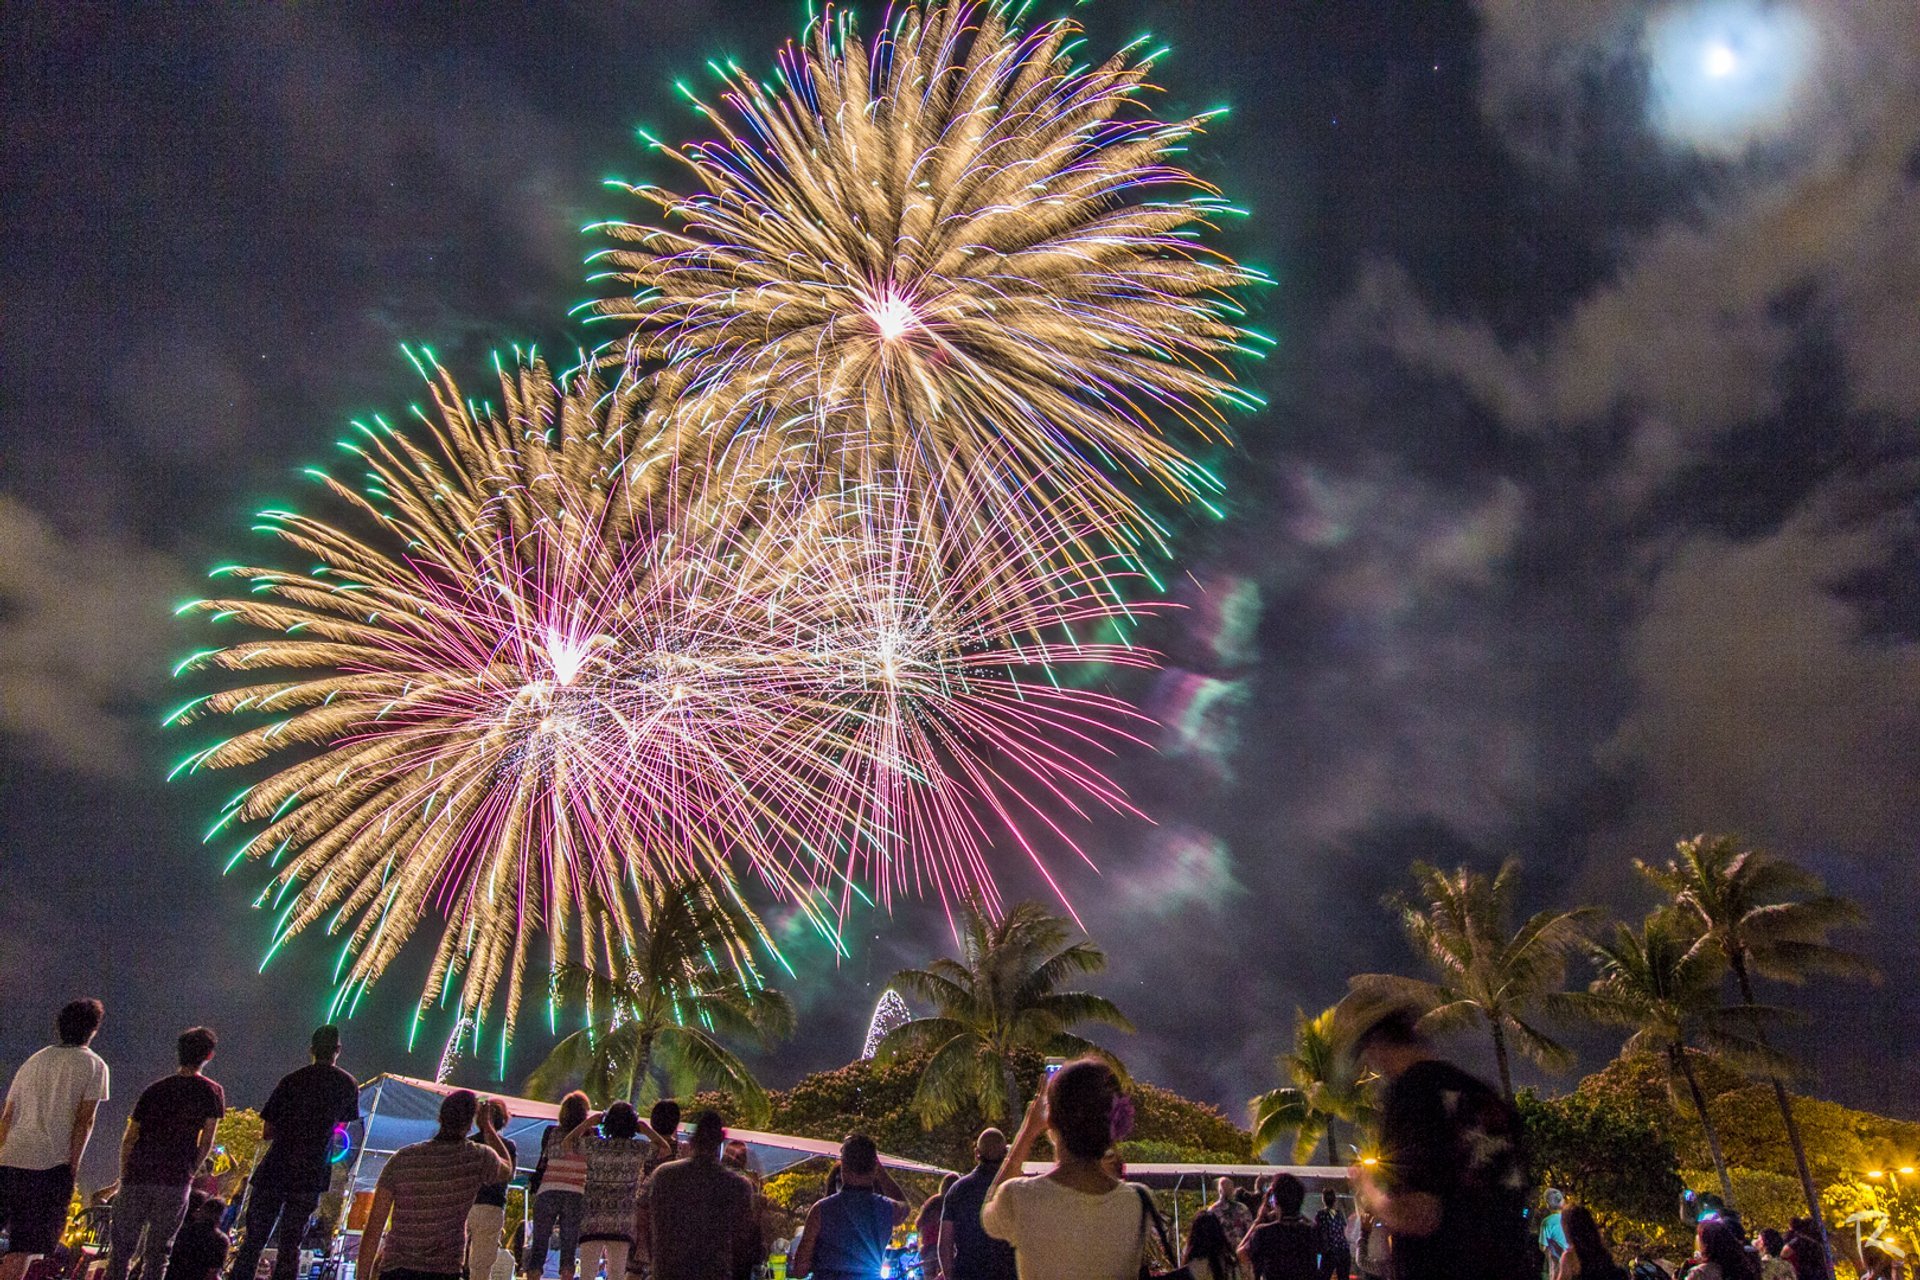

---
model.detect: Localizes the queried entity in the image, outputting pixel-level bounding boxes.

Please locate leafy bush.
[1518,1088,1685,1249]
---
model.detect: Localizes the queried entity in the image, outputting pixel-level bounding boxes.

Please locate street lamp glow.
[1703,42,1738,77]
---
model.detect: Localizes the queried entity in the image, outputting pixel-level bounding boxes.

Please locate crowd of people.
[0,997,1872,1280]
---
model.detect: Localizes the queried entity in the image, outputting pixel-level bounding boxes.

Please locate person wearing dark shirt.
[166,1195,231,1280]
[1313,1189,1350,1280]
[1240,1174,1317,1280]
[645,1112,763,1280]
[466,1100,518,1280]
[227,1026,360,1280]
[1343,1001,1534,1280]
[937,1129,1016,1280]
[792,1134,908,1280]
[108,1028,226,1280]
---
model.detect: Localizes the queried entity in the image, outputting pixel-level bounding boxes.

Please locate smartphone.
[1043,1056,1066,1079]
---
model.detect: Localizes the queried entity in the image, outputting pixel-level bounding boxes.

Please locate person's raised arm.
[874,1164,910,1223]
[988,1092,1046,1202]
[790,1202,823,1278]
[70,1098,99,1170]
[359,1186,394,1280]
[563,1111,602,1153]
[475,1101,512,1178]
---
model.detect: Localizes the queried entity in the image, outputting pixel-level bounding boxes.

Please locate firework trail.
[595,0,1266,592]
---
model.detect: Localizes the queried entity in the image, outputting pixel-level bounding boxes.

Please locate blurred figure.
[107,1028,225,1280]
[0,999,110,1280]
[1552,1205,1625,1280]
[1352,1210,1390,1280]
[465,1099,518,1280]
[165,1195,231,1280]
[1184,1211,1241,1280]
[646,1112,763,1280]
[228,1026,359,1280]
[914,1174,957,1280]
[1237,1173,1314,1280]
[793,1134,909,1280]
[1539,1189,1567,1277]
[937,1129,1015,1280]
[523,1092,590,1280]
[1342,1001,1534,1280]
[358,1091,512,1280]
[1209,1178,1253,1251]
[1313,1189,1349,1280]
[1753,1228,1793,1280]
[1690,1218,1760,1280]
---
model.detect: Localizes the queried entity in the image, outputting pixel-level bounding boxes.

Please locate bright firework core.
[862,285,922,342]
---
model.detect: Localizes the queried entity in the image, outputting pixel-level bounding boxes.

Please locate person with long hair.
[523,1091,590,1280]
[916,1173,959,1280]
[1691,1218,1760,1280]
[980,1059,1146,1280]
[1551,1205,1625,1280]
[1184,1211,1242,1280]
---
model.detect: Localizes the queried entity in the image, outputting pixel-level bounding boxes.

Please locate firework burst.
[595,0,1266,587]
[171,357,827,1046]
[173,356,1159,1040]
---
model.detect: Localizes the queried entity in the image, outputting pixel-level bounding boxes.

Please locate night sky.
[5,0,1919,1184]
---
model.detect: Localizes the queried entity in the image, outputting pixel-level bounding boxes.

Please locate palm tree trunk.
[1732,957,1835,1280]
[1489,1020,1514,1100]
[1001,1059,1018,1125]
[628,1031,656,1108]
[1322,1121,1339,1168]
[1674,1044,1736,1210]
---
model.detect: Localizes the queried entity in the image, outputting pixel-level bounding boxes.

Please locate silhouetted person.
[227,1026,359,1280]
[0,999,110,1280]
[107,1028,225,1280]
[166,1195,232,1280]
[1240,1174,1315,1280]
[1344,1001,1534,1280]
[645,1111,762,1280]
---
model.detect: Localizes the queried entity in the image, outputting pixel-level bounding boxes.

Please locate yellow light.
[1360,1157,1378,1167]
[1867,1170,1886,1179]
[1902,1166,1915,1175]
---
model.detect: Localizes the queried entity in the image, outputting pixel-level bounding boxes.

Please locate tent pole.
[347,1078,384,1198]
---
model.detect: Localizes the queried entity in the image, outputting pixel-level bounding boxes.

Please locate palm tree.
[1250,1005,1376,1165]
[875,898,1134,1125]
[524,878,795,1123]
[1639,834,1878,1278]
[1575,914,1792,1210]
[1355,859,1597,1099]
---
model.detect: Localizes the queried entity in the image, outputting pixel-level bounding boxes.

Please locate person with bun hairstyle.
[979,1058,1146,1280]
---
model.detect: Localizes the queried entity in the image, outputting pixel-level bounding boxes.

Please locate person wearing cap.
[226,1026,360,1280]
[1341,999,1534,1280]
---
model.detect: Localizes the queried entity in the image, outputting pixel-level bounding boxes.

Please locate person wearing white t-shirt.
[981,1059,1146,1280]
[0,999,111,1280]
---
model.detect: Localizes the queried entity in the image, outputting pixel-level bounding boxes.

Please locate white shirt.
[981,1176,1146,1280]
[1,1044,111,1171]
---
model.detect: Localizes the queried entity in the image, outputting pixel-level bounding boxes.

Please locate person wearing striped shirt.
[360,1091,512,1280]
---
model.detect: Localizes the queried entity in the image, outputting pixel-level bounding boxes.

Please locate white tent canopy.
[348,1074,954,1193]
